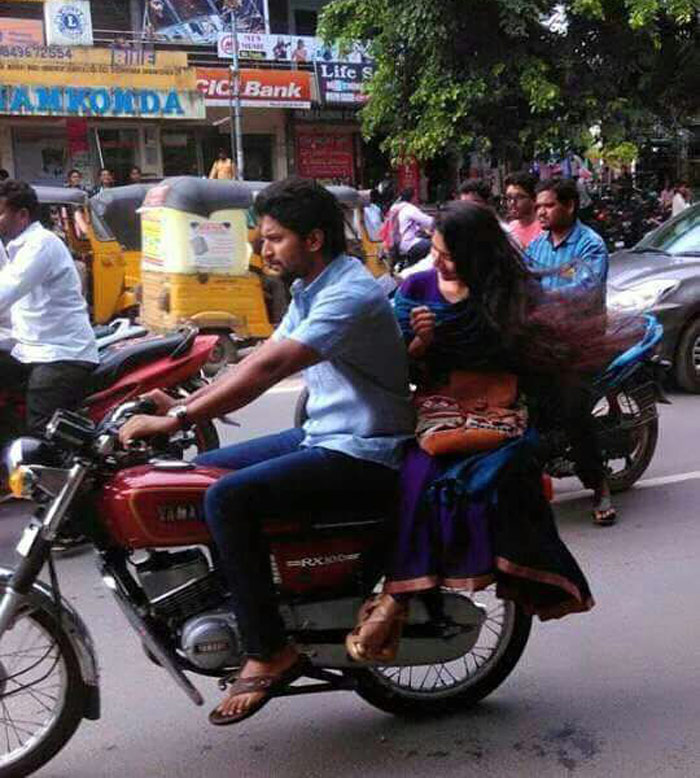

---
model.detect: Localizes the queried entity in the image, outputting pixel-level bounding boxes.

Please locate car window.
[638,207,700,255]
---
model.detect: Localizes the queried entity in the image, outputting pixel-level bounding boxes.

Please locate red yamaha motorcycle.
[0,328,220,458]
[0,400,531,777]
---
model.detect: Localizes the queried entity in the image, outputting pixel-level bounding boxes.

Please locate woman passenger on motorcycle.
[346,201,627,664]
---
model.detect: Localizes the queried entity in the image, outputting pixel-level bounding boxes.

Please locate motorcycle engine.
[132,549,241,670]
[180,610,242,670]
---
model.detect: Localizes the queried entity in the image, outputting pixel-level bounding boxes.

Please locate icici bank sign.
[196,68,312,109]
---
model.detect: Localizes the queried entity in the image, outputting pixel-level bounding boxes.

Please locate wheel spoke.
[0,609,69,771]
[373,587,519,700]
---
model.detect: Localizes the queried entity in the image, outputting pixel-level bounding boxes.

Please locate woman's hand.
[140,389,178,416]
[118,415,178,447]
[410,306,436,348]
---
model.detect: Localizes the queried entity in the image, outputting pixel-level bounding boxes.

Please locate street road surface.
[1,383,699,777]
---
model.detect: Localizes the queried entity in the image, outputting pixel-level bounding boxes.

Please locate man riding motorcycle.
[120,177,414,726]
[0,179,98,438]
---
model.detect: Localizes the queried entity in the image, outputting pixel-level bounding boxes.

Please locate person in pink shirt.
[505,171,542,249]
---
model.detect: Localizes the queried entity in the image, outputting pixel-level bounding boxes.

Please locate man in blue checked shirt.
[527,177,609,310]
[526,177,616,527]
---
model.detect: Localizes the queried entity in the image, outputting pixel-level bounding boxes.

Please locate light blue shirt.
[274,254,414,469]
[525,219,609,307]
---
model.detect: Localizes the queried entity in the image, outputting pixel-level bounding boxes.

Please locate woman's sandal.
[592,506,617,526]
[592,491,617,526]
[345,594,408,665]
[208,655,309,726]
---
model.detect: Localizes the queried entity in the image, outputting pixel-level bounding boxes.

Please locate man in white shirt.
[388,188,433,267]
[672,181,692,217]
[0,180,98,436]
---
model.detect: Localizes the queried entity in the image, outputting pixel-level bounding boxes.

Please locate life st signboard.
[316,61,376,105]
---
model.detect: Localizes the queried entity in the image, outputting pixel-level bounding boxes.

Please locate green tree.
[319,0,699,165]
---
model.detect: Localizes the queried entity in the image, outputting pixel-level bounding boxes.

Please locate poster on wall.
[296,129,355,184]
[217,32,373,66]
[146,0,268,45]
[44,0,93,46]
[0,19,44,47]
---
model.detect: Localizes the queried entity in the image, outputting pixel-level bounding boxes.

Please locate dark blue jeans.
[195,428,397,660]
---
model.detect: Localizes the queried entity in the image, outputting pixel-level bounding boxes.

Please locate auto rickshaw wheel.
[203,331,238,377]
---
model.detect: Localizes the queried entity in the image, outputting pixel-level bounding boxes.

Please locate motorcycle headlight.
[607,279,679,313]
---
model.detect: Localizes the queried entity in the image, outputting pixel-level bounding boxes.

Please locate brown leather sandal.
[345,594,408,665]
[208,655,309,726]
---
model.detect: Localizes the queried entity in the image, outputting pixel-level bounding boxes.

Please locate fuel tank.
[97,463,225,548]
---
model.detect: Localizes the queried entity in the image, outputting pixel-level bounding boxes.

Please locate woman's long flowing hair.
[435,202,641,376]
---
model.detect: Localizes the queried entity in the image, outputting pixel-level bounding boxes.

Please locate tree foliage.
[318,0,699,163]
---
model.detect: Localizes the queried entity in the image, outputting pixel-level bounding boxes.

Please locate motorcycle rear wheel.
[0,600,88,778]
[354,587,531,717]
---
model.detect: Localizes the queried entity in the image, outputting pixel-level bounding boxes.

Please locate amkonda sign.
[0,84,205,119]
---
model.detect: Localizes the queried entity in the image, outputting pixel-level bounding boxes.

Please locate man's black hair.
[99,167,112,176]
[254,176,347,260]
[504,171,537,199]
[0,179,40,222]
[536,177,579,213]
[0,169,9,181]
[458,178,492,202]
[67,168,81,178]
[130,165,142,174]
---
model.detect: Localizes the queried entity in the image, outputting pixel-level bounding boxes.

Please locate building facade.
[0,0,374,188]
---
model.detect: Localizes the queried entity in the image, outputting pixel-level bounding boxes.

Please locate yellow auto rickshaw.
[88,184,155,322]
[36,184,152,325]
[139,177,273,369]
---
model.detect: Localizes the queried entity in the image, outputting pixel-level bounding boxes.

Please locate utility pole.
[224,0,244,180]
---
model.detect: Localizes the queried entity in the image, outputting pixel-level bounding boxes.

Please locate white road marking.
[555,470,700,503]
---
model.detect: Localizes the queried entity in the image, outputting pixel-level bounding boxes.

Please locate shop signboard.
[0,48,196,92]
[0,85,205,120]
[196,68,312,109]
[217,32,373,66]
[146,0,268,45]
[0,19,44,47]
[316,60,376,105]
[295,129,355,182]
[44,0,94,47]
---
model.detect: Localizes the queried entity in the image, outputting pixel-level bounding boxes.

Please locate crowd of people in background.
[63,165,144,195]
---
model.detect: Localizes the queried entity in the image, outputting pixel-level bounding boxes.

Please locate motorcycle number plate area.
[16,523,41,558]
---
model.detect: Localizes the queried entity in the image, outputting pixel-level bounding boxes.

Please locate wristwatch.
[166,405,193,430]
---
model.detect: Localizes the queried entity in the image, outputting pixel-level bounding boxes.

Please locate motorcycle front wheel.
[354,586,531,717]
[0,599,88,778]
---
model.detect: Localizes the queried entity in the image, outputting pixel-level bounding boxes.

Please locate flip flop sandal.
[208,655,309,727]
[592,507,617,526]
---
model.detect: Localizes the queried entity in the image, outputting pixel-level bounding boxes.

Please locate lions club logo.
[54,5,87,39]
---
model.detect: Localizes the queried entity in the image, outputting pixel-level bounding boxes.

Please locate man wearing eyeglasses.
[504,171,542,249]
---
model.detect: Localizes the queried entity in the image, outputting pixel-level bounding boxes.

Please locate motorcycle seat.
[89,332,191,393]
